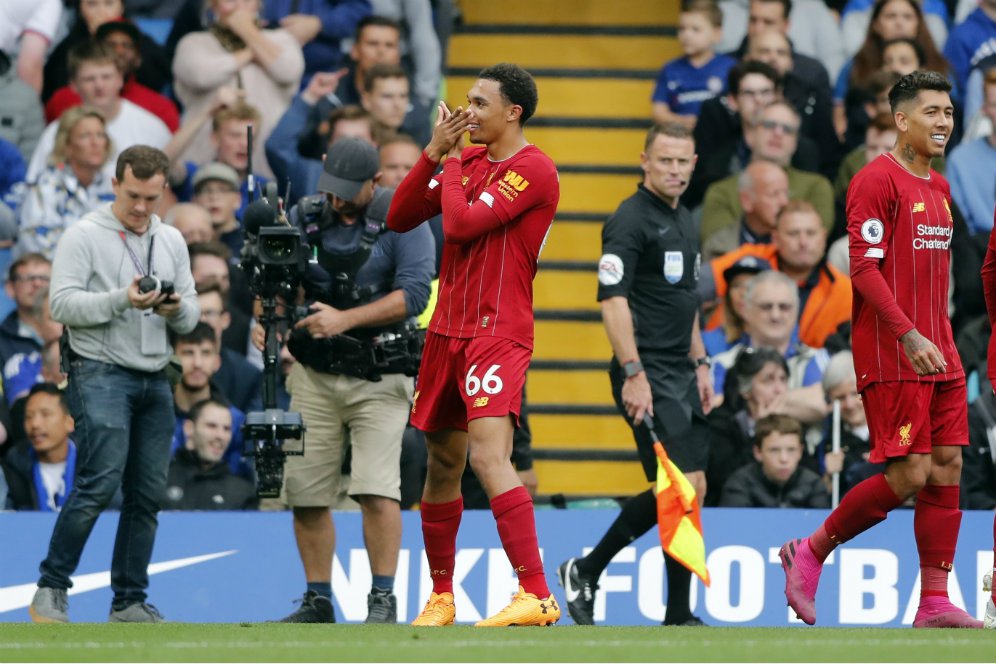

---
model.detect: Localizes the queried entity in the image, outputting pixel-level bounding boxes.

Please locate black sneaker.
[277,590,335,623]
[364,589,397,624]
[557,557,598,625]
[664,615,708,626]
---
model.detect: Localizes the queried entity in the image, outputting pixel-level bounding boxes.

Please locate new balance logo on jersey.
[473,397,489,408]
[899,422,912,446]
[911,202,926,213]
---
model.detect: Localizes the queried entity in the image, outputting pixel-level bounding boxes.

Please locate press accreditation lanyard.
[119,231,154,277]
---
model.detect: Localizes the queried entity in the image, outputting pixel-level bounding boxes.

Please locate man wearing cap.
[44,21,180,131]
[192,162,245,259]
[265,136,434,624]
[701,255,773,357]
[558,122,713,627]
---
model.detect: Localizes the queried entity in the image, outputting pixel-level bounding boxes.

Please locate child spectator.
[653,0,736,128]
[720,413,830,507]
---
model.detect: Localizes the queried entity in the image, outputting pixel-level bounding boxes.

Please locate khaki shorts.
[282,363,414,507]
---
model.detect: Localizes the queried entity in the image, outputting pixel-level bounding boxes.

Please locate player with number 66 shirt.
[387,63,560,627]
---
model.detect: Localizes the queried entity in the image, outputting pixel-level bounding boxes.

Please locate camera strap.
[119,231,155,277]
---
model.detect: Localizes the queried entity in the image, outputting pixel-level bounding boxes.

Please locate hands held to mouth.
[425,102,471,162]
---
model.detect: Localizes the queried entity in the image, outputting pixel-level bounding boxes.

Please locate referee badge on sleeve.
[664,251,683,284]
[598,254,624,286]
[861,218,884,244]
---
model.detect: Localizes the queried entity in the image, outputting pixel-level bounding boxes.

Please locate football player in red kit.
[779,71,981,629]
[980,204,996,629]
[387,63,560,627]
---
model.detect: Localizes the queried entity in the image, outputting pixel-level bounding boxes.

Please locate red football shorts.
[410,331,530,432]
[862,378,968,463]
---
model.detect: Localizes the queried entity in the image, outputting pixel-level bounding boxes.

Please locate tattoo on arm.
[902,329,926,352]
[900,143,916,164]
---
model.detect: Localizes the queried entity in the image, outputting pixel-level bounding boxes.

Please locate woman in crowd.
[15,107,114,260]
[834,0,949,138]
[704,347,791,506]
[172,0,304,179]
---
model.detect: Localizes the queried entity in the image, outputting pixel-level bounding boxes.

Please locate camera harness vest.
[292,189,422,380]
[301,189,393,309]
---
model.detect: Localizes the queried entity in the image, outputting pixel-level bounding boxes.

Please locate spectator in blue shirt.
[653,0,736,128]
[260,0,372,88]
[710,270,830,424]
[947,67,996,235]
[943,0,996,90]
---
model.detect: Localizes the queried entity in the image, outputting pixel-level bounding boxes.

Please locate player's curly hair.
[888,70,951,112]
[478,63,538,126]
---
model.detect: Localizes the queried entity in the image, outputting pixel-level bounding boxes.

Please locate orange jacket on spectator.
[705,244,852,349]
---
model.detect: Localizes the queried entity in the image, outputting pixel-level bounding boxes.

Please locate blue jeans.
[38,357,175,609]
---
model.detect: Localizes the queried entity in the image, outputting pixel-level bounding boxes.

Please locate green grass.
[0,624,992,662]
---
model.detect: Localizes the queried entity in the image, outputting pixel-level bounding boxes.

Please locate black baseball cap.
[722,255,772,283]
[317,137,380,200]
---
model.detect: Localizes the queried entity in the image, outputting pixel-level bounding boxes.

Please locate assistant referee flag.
[647,418,709,585]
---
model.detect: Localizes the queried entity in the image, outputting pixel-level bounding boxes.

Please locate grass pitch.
[0,624,991,663]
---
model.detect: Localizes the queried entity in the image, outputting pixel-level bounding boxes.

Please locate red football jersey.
[387,144,559,348]
[847,153,963,391]
[982,207,996,393]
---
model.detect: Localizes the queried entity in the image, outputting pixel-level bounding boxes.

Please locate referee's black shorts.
[609,352,710,480]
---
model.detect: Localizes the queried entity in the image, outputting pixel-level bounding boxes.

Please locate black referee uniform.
[598,183,710,478]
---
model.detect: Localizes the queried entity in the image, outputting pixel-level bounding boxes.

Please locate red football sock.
[421,497,463,595]
[992,516,996,600]
[817,474,904,562]
[490,486,550,598]
[914,484,960,599]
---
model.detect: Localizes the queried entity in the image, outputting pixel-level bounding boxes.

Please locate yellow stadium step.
[530,413,633,450]
[445,76,654,120]
[448,34,678,72]
[461,0,677,27]
[534,269,598,311]
[542,220,604,262]
[559,171,640,215]
[534,320,609,361]
[534,458,648,497]
[527,369,613,406]
[529,126,646,167]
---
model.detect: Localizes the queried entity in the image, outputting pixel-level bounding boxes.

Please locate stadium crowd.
[0,0,993,521]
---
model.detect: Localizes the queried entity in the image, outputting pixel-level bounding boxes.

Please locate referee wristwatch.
[693,356,711,369]
[622,360,644,379]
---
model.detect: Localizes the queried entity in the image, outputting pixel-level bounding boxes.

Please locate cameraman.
[265,137,434,624]
[28,146,199,623]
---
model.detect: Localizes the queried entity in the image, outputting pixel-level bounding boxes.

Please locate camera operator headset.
[260,137,435,624]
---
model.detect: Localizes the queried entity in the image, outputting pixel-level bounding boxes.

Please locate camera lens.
[138,276,159,294]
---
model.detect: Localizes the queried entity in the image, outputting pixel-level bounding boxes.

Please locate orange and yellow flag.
[654,441,710,586]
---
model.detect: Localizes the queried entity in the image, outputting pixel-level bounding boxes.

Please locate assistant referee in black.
[557,122,712,627]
